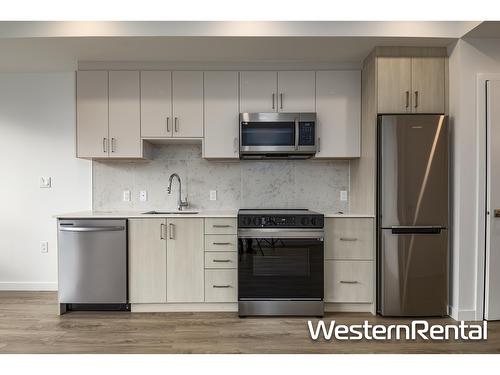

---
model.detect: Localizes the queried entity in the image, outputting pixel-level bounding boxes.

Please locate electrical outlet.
[40,176,51,188]
[139,190,148,202]
[210,190,217,201]
[123,190,131,202]
[40,241,48,253]
[340,190,348,201]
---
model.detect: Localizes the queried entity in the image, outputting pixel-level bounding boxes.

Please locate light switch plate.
[139,190,148,202]
[123,190,131,202]
[40,177,51,188]
[40,241,48,253]
[210,190,217,201]
[340,190,348,201]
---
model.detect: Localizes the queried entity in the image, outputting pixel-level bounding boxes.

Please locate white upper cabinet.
[203,71,239,159]
[239,71,278,113]
[172,71,204,138]
[108,71,142,158]
[140,71,172,138]
[76,71,109,158]
[277,71,316,112]
[315,71,361,159]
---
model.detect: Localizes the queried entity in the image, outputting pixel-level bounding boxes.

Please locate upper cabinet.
[140,71,172,138]
[203,71,239,159]
[141,71,203,138]
[240,71,315,113]
[172,71,204,138]
[76,71,109,158]
[315,71,361,159]
[77,70,144,159]
[377,56,445,114]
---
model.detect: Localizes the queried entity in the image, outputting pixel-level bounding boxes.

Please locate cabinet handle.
[166,117,170,133]
[174,117,179,132]
[339,237,358,242]
[318,137,321,153]
[111,138,116,152]
[414,91,419,108]
[272,93,275,109]
[405,91,410,108]
[213,224,231,228]
[213,285,231,288]
[160,223,166,240]
[213,259,231,263]
[340,280,359,284]
[280,93,283,109]
[168,223,174,239]
[103,138,107,153]
[213,242,231,245]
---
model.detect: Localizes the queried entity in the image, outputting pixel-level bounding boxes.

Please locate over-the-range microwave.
[239,112,317,160]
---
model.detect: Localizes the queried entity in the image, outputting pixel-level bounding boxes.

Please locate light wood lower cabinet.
[205,252,237,269]
[128,218,204,304]
[204,269,237,303]
[166,218,204,303]
[204,218,237,235]
[204,234,237,252]
[324,218,374,260]
[324,260,374,303]
[128,219,167,303]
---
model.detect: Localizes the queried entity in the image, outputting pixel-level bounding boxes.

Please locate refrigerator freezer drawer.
[378,228,448,316]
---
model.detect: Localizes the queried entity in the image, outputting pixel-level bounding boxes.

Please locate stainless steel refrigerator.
[377,114,449,316]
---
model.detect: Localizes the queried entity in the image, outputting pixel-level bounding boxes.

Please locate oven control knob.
[242,217,252,226]
[300,217,310,226]
[310,217,318,226]
[253,217,261,226]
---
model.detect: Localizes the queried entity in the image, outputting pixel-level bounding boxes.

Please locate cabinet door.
[128,219,167,303]
[277,71,315,112]
[172,71,204,138]
[109,71,142,157]
[411,57,445,114]
[166,218,204,302]
[315,71,361,158]
[140,71,172,137]
[76,71,109,158]
[324,218,374,260]
[377,57,412,113]
[239,71,277,113]
[203,71,239,158]
[324,260,373,303]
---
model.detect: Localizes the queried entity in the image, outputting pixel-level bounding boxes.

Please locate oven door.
[238,229,324,300]
[240,112,298,153]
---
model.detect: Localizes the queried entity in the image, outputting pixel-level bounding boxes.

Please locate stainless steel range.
[237,209,324,317]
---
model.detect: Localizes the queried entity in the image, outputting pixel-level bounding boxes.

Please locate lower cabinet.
[324,260,373,303]
[128,218,204,304]
[205,269,237,303]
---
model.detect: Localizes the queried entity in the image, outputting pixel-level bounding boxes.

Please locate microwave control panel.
[299,122,315,146]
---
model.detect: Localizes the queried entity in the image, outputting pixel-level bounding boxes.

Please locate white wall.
[448,38,500,320]
[0,73,91,290]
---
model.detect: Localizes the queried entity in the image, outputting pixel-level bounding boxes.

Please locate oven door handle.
[238,228,324,239]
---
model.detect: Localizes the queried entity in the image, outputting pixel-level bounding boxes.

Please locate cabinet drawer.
[205,269,237,302]
[205,218,237,235]
[324,260,373,303]
[324,218,374,260]
[205,252,237,269]
[205,235,237,251]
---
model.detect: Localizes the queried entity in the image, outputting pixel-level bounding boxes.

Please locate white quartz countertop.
[55,210,374,219]
[55,210,238,219]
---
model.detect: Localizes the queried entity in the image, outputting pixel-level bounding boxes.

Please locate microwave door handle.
[294,118,299,150]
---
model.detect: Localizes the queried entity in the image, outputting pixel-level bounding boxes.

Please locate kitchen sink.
[142,211,199,215]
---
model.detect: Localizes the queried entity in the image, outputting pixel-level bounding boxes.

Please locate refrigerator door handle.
[389,226,444,235]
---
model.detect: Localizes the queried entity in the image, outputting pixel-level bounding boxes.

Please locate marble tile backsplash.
[92,144,350,212]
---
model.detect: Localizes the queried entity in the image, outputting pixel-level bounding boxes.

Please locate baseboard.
[448,305,479,321]
[132,303,238,312]
[0,282,58,291]
[324,303,375,314]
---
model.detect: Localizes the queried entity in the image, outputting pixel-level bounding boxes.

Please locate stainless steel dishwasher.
[58,219,129,314]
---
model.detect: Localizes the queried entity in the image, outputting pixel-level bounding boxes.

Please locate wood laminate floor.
[0,292,499,354]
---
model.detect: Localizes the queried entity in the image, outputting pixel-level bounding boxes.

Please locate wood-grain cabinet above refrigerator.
[75,70,362,160]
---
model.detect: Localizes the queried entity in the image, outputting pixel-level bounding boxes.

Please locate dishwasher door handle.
[59,226,125,232]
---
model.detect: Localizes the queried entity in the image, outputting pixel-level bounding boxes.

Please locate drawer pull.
[213,259,231,263]
[213,242,231,245]
[213,285,231,288]
[340,280,359,284]
[213,224,231,228]
[339,237,358,241]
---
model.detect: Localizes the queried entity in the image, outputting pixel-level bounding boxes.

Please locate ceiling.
[0,21,489,72]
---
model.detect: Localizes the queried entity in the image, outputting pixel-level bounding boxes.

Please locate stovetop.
[238,209,324,228]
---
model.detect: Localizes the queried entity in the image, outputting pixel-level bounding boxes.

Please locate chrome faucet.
[167,173,189,211]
